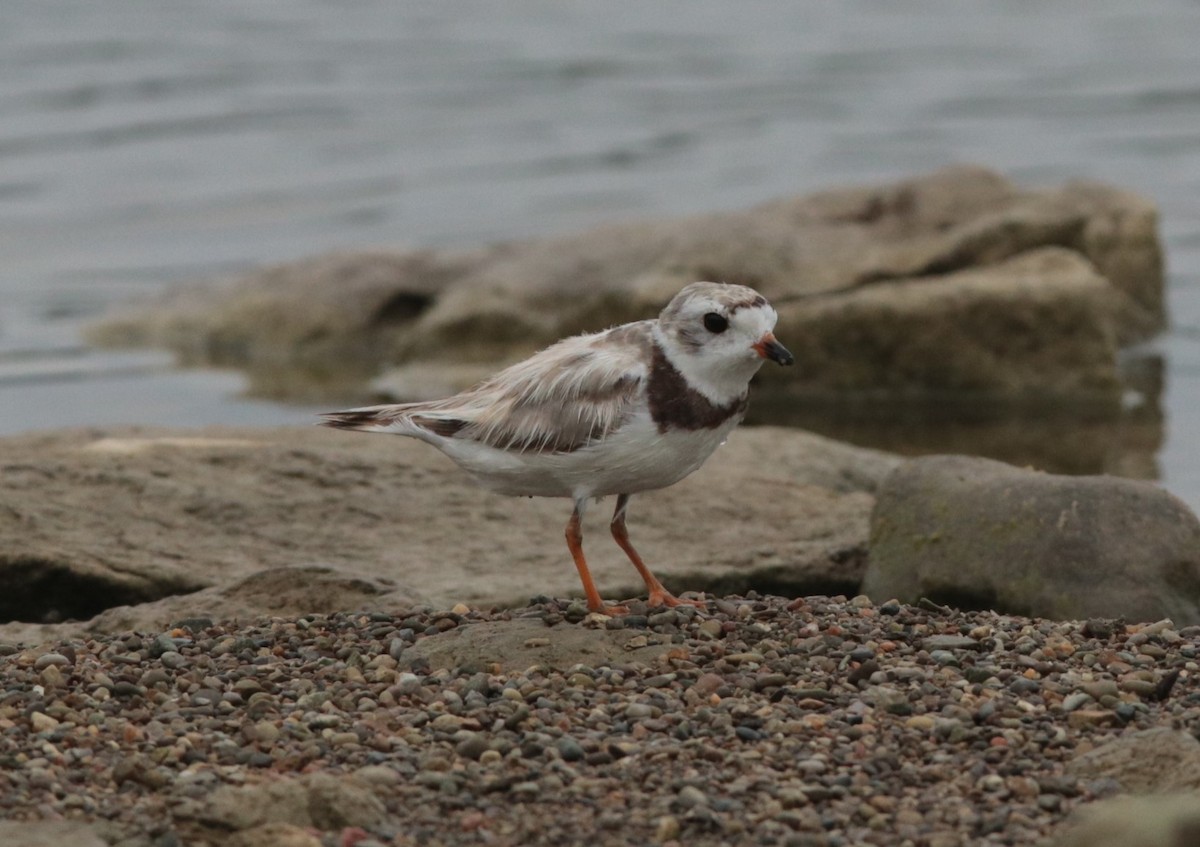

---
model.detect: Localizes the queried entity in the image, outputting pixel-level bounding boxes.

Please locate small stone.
[929,650,959,666]
[655,815,681,842]
[456,734,489,760]
[431,714,464,732]
[113,681,144,699]
[625,703,654,719]
[159,651,186,669]
[1036,794,1062,812]
[676,785,708,808]
[1082,619,1117,639]
[34,653,71,670]
[253,721,280,743]
[388,638,407,662]
[1061,692,1093,712]
[1080,680,1119,699]
[691,673,724,697]
[556,738,585,762]
[149,634,178,658]
[923,635,981,651]
[965,667,997,684]
[1068,709,1118,729]
[30,712,59,732]
[1118,678,1158,697]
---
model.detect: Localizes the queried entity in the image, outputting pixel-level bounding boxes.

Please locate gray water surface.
[2,1,1199,506]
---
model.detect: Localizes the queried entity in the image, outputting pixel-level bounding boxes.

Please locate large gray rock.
[0,425,895,644]
[188,773,388,832]
[1052,794,1200,847]
[0,822,109,847]
[1066,728,1200,794]
[766,247,1121,398]
[862,455,1200,624]
[90,166,1162,404]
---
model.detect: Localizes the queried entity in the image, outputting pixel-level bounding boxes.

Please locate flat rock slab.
[74,565,420,645]
[1052,793,1200,847]
[1066,728,1200,794]
[862,455,1200,625]
[0,822,109,847]
[0,425,896,643]
[188,773,389,833]
[402,618,677,672]
[90,166,1162,404]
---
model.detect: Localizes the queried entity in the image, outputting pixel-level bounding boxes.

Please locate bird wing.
[323,322,654,454]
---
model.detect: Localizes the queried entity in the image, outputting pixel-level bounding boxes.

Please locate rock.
[0,425,893,642]
[404,619,676,673]
[88,250,482,403]
[767,248,1122,401]
[196,774,389,832]
[0,822,109,847]
[228,823,323,847]
[1052,793,1200,847]
[862,455,1200,624]
[1066,728,1200,794]
[90,166,1162,403]
[29,712,59,733]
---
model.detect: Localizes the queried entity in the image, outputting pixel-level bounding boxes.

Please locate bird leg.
[565,500,628,615]
[610,494,706,609]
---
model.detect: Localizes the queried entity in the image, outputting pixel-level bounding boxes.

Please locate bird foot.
[588,603,631,616]
[646,590,707,609]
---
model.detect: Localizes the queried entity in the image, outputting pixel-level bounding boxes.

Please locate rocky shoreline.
[2,165,1194,845]
[2,594,1198,847]
[88,167,1163,409]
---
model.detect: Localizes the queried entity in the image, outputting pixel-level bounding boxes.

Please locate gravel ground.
[1,594,1197,846]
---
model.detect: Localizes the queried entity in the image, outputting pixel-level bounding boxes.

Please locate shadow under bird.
[320,281,794,614]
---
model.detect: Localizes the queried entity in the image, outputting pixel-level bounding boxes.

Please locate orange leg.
[566,501,628,615]
[610,494,705,609]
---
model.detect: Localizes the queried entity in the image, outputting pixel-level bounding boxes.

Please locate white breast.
[434,408,741,500]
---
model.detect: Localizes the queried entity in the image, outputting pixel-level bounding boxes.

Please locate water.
[2,1,1199,507]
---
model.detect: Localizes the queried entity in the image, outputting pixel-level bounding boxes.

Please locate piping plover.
[321,281,793,614]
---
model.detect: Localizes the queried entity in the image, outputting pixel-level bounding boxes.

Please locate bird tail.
[318,406,402,433]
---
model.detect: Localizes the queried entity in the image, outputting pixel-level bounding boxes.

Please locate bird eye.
[703,312,728,333]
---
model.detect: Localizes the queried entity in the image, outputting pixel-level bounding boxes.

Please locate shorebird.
[321,282,793,613]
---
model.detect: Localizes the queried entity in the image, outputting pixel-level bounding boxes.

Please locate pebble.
[395,672,421,694]
[158,650,186,669]
[0,594,1195,847]
[1061,692,1093,712]
[655,815,681,842]
[556,738,585,762]
[923,635,981,650]
[29,712,59,732]
[33,652,70,670]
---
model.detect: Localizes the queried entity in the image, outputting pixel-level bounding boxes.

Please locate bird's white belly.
[436,411,739,500]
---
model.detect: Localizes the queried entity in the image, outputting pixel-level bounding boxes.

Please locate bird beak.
[753,332,794,366]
